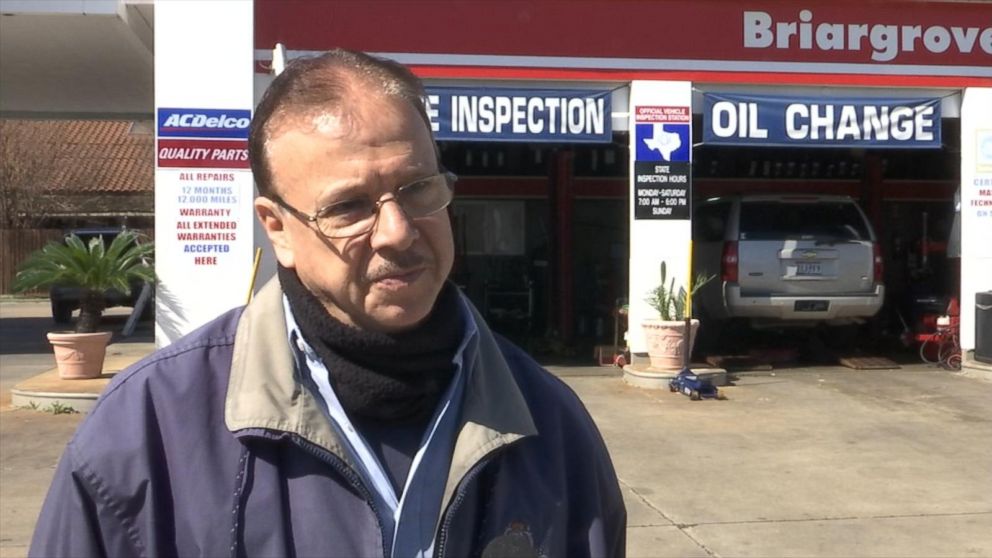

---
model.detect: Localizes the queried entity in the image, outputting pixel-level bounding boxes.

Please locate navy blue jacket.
[29,279,626,557]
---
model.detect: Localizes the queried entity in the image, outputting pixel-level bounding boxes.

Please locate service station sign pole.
[628,81,693,365]
[154,1,255,346]
[959,87,992,355]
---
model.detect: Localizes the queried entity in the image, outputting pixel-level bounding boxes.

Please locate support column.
[552,149,575,342]
[627,81,693,365]
[154,1,255,346]
[862,153,884,241]
[959,87,992,355]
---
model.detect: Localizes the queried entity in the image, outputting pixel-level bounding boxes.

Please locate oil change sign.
[425,87,611,143]
[703,93,941,148]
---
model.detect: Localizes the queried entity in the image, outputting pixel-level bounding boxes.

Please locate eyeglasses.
[269,171,457,239]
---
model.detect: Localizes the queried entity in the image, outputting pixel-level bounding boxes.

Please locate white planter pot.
[642,319,700,370]
[47,331,112,380]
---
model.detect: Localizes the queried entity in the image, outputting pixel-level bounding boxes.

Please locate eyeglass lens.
[316,174,453,238]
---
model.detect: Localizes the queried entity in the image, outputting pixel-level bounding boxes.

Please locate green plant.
[24,401,77,414]
[12,231,154,333]
[645,261,715,321]
[47,402,78,415]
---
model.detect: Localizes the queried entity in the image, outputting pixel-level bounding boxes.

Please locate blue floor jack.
[668,317,724,401]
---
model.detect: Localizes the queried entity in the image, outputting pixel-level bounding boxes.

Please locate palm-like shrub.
[645,261,715,321]
[12,231,154,333]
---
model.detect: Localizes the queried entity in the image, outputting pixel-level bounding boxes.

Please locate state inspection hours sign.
[632,103,692,220]
[634,161,691,220]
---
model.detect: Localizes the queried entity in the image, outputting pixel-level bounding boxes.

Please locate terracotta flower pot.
[46,331,113,380]
[642,319,700,370]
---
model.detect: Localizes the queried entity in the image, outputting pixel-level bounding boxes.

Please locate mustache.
[366,251,429,281]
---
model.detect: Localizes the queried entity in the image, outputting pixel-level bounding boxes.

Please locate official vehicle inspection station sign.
[633,104,692,220]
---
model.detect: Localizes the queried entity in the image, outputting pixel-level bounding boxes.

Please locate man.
[30,49,626,558]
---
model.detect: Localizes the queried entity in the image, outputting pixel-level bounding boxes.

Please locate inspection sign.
[632,104,692,220]
[425,87,612,143]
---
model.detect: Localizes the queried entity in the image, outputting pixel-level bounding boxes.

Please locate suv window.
[739,201,870,241]
[694,202,731,242]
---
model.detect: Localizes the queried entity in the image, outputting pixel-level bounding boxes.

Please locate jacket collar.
[440,302,537,508]
[225,278,351,464]
[225,277,537,486]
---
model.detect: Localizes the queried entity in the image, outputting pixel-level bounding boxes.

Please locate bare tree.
[0,120,73,229]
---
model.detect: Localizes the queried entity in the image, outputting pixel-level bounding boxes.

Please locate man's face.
[256,92,454,333]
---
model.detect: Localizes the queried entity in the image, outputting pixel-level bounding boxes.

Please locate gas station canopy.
[0,0,153,117]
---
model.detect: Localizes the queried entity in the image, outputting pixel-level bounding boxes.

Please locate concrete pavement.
[0,300,151,558]
[0,406,81,558]
[557,365,992,557]
[1,300,59,406]
[3,297,991,557]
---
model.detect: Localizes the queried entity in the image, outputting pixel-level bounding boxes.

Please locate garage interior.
[438,112,961,366]
[691,114,960,366]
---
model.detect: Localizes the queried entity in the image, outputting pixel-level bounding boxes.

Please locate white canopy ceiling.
[0,0,153,117]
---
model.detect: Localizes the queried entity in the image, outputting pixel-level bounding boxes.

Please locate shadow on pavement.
[0,317,57,354]
[0,314,153,355]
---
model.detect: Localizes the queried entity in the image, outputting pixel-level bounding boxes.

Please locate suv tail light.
[872,242,884,284]
[722,241,739,283]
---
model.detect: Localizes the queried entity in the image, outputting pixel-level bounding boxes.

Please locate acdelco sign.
[158,108,252,139]
[744,9,992,63]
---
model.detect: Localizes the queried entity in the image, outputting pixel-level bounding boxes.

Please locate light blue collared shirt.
[283,294,479,558]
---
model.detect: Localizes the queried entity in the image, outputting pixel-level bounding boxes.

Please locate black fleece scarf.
[278,265,463,423]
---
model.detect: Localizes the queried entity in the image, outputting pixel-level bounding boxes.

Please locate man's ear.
[254,196,295,269]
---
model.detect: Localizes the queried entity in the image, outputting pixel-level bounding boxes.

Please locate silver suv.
[693,195,884,327]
